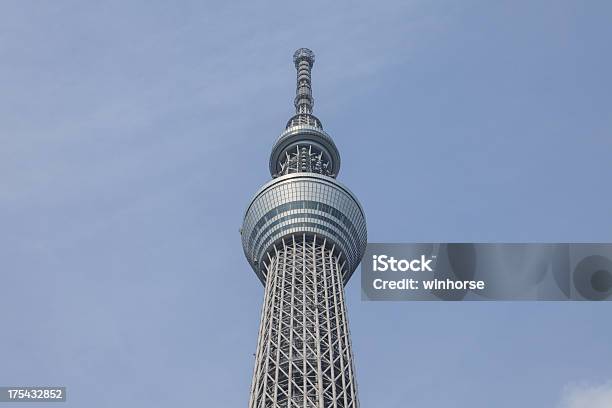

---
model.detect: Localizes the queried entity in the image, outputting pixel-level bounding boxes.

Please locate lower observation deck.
[241,173,367,285]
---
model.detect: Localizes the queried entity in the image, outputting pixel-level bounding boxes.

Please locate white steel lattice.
[249,234,359,408]
[279,144,332,176]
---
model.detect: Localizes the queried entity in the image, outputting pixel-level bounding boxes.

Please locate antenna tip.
[293,48,315,67]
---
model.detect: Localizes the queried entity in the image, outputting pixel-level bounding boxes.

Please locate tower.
[241,48,367,408]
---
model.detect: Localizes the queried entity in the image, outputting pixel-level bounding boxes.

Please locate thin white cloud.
[559,381,612,408]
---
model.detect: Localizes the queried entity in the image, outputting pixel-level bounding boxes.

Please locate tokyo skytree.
[241,48,367,408]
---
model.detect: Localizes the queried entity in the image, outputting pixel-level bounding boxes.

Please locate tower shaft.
[242,49,367,408]
[249,235,358,408]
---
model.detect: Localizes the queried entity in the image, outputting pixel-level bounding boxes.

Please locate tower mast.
[242,49,367,408]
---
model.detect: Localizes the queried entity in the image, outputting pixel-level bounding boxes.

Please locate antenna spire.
[293,48,315,114]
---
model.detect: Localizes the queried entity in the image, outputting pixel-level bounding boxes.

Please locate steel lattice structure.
[241,49,367,408]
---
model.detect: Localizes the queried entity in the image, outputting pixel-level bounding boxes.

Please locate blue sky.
[1,1,611,407]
